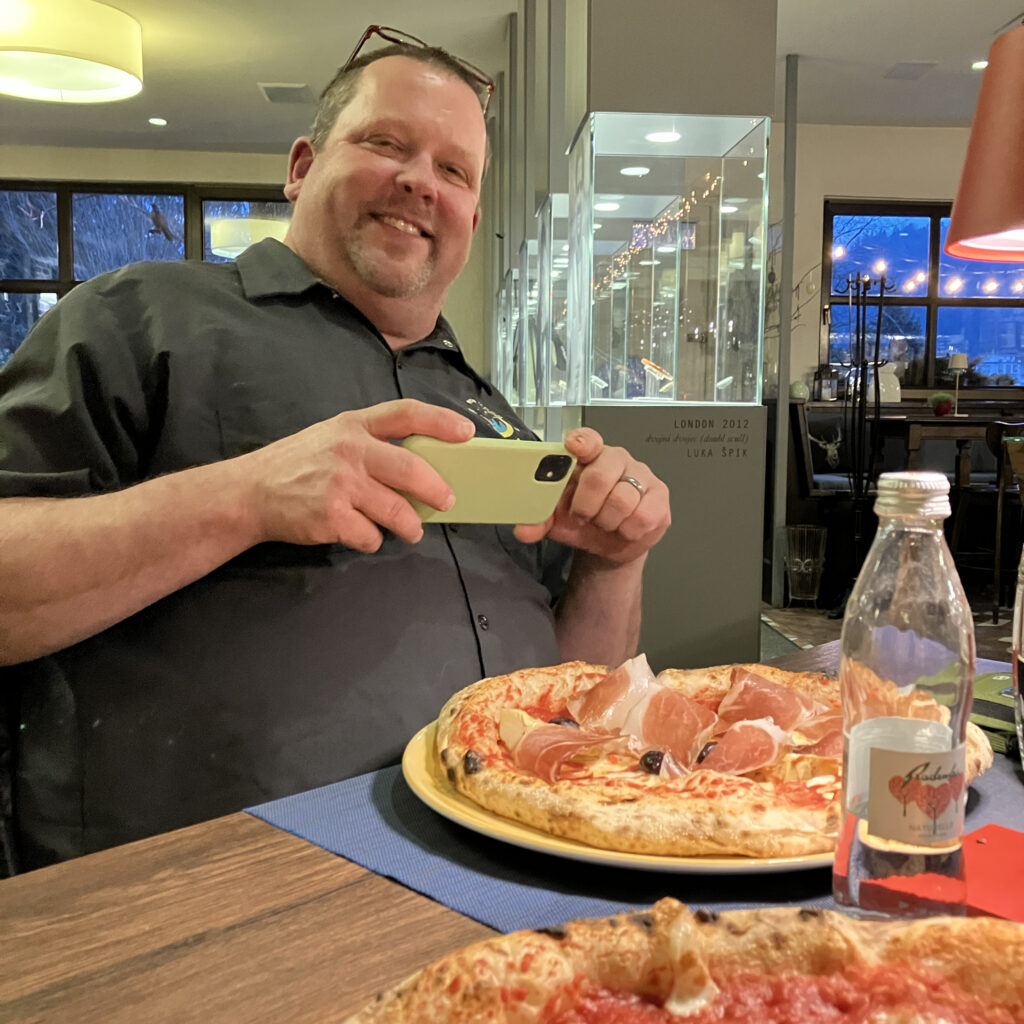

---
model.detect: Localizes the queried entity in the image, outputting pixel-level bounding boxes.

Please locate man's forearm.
[0,460,258,666]
[554,551,647,667]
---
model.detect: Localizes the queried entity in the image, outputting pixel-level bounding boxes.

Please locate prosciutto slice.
[699,718,791,775]
[717,669,832,732]
[622,687,718,767]
[499,713,626,784]
[567,654,658,731]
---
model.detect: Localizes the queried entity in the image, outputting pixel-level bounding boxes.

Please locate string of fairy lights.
[595,171,724,293]
[832,248,1024,296]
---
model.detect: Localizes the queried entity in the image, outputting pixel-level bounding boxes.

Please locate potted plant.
[927,391,955,417]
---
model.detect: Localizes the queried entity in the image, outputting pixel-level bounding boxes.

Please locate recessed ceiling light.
[594,202,620,212]
[656,245,675,253]
[592,222,603,230]
[637,259,661,266]
[720,205,738,214]
[645,130,680,143]
[620,166,650,177]
[723,197,747,204]
[972,60,989,71]
[148,117,167,126]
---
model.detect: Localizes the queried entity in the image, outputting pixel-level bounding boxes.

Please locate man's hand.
[513,427,670,564]
[237,399,474,552]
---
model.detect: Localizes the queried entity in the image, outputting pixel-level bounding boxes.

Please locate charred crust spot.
[771,931,786,949]
[798,907,823,920]
[374,992,384,1002]
[695,909,720,924]
[536,925,568,940]
[446,766,456,783]
[464,750,484,774]
[441,747,450,765]
[629,913,656,932]
[726,922,743,935]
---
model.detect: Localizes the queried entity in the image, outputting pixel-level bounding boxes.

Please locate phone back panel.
[401,436,575,524]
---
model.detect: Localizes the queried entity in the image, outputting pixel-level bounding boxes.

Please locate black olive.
[640,749,664,774]
[463,750,484,774]
[549,716,579,728]
[696,742,716,763]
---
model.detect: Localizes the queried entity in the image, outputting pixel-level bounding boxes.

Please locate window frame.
[820,198,1024,396]
[0,178,288,305]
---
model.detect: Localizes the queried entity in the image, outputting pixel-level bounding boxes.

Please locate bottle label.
[866,744,966,844]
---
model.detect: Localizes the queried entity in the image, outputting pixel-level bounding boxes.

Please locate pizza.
[434,657,993,859]
[344,898,1024,1023]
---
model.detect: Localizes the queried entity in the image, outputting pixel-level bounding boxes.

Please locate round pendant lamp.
[209,218,291,259]
[945,23,1024,261]
[0,0,143,103]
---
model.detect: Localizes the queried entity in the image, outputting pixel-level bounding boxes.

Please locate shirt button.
[477,614,489,631]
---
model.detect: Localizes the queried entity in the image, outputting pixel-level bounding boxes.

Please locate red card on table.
[858,824,1024,920]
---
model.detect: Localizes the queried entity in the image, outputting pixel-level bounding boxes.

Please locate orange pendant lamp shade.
[945,23,1024,262]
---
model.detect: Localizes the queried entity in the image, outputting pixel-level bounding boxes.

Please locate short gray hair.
[310,43,489,151]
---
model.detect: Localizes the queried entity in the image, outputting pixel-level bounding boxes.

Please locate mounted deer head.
[810,426,843,469]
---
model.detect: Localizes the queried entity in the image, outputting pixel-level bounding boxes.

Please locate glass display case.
[554,111,769,406]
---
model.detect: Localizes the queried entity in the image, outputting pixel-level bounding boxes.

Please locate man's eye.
[441,164,470,185]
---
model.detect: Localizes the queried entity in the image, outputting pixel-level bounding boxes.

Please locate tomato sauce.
[552,962,1017,1024]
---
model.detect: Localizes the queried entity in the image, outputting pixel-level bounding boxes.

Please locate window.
[0,181,288,364]
[823,200,1024,389]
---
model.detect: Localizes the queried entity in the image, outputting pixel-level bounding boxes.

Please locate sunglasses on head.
[344,24,495,116]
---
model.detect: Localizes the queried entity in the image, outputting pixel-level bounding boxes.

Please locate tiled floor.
[762,601,1015,663]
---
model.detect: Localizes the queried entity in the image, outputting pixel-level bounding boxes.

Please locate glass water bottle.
[834,471,975,918]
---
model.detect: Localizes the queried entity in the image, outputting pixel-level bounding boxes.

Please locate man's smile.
[372,213,431,238]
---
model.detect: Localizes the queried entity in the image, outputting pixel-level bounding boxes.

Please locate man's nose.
[395,153,439,202]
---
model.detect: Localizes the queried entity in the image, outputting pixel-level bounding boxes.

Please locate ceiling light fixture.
[0,0,143,102]
[594,202,620,212]
[720,205,738,214]
[619,166,650,177]
[644,130,680,143]
[971,60,988,71]
[148,116,166,126]
[946,23,1024,260]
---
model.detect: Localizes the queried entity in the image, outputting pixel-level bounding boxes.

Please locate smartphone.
[400,436,576,524]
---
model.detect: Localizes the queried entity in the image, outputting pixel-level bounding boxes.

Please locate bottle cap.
[874,470,951,519]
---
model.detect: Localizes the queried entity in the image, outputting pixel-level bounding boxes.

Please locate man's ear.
[283,137,316,201]
[472,207,481,234]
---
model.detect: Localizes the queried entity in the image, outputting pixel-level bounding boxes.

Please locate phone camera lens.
[535,454,572,482]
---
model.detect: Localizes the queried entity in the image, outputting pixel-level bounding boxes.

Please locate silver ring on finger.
[618,474,645,497]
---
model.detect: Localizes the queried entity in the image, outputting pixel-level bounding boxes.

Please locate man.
[0,35,670,870]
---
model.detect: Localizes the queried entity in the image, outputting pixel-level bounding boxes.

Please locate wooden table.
[873,412,993,487]
[0,645,857,1023]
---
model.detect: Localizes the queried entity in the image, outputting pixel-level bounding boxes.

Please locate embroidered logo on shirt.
[464,397,517,437]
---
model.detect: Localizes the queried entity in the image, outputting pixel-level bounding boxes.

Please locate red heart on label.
[948,774,964,801]
[915,781,951,817]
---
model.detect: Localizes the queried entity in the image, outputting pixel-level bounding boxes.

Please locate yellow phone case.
[400,436,576,524]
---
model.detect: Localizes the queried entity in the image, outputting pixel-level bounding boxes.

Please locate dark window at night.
[0,181,287,365]
[823,200,1024,389]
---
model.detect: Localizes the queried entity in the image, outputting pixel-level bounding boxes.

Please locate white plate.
[402,722,834,875]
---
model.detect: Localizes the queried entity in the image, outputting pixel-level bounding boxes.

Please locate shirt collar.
[235,239,469,358]
[235,238,321,300]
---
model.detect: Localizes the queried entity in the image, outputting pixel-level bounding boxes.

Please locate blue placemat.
[247,748,1022,934]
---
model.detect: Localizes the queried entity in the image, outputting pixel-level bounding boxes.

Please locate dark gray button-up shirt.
[0,240,567,867]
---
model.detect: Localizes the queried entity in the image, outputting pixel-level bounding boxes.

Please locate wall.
[0,122,973,386]
[768,123,971,389]
[0,144,488,370]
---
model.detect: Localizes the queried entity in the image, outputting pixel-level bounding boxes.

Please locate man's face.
[285,56,486,307]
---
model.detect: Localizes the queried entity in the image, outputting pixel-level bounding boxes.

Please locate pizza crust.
[434,661,993,859]
[344,899,1024,1023]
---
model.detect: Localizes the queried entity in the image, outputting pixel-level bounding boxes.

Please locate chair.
[950,421,1024,624]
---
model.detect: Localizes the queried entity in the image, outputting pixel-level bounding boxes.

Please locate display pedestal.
[579,404,766,669]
